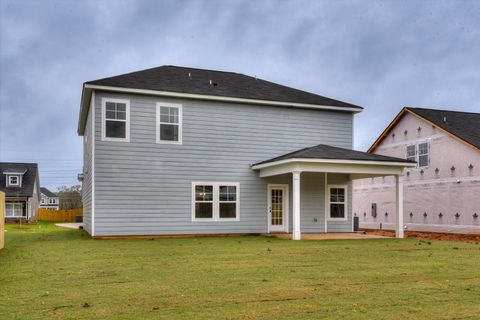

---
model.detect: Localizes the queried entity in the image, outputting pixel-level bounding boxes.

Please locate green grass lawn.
[1,223,480,320]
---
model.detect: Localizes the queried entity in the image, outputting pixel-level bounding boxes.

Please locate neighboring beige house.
[353,107,480,234]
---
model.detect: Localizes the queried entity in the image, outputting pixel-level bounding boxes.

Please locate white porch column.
[395,175,404,239]
[292,171,301,240]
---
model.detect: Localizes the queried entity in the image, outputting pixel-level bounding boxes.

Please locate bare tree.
[56,185,82,210]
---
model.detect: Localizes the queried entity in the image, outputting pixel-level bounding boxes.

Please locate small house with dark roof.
[78,65,415,239]
[354,107,480,234]
[0,162,41,222]
[40,187,59,210]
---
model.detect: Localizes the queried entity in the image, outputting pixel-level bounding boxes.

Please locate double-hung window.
[156,103,182,144]
[406,144,416,162]
[192,182,239,221]
[102,98,130,141]
[405,142,429,168]
[328,185,347,220]
[417,142,429,168]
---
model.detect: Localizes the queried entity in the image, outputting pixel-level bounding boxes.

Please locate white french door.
[267,184,289,233]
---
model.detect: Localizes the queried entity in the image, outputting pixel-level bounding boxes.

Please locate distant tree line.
[56,185,82,210]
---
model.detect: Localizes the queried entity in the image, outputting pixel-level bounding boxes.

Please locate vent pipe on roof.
[443,116,447,123]
[188,72,192,80]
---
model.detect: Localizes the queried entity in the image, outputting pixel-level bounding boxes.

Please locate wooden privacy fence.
[38,208,83,222]
[0,192,5,249]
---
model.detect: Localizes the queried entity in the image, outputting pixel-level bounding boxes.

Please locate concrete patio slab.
[55,223,82,229]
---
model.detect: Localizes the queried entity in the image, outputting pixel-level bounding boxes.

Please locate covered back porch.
[252,144,416,240]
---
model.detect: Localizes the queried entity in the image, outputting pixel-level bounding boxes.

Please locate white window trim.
[101,97,130,142]
[191,182,240,222]
[8,175,20,186]
[405,140,430,169]
[156,102,182,145]
[327,184,348,221]
[5,202,25,218]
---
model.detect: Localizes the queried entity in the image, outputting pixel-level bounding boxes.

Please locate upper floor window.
[102,98,130,142]
[49,198,57,204]
[156,103,182,144]
[8,175,19,187]
[406,144,416,162]
[418,142,429,167]
[405,142,429,168]
[192,182,239,221]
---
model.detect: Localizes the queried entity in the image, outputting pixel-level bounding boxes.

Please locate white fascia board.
[83,84,363,113]
[251,158,417,170]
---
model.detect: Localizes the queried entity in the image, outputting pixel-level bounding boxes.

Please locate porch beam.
[395,175,404,238]
[292,171,301,240]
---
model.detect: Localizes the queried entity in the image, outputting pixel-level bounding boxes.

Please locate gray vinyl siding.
[92,91,353,236]
[82,104,93,235]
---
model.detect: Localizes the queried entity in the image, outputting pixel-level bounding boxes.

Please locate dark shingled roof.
[407,107,480,150]
[40,187,57,198]
[254,144,415,166]
[0,162,39,197]
[86,65,362,111]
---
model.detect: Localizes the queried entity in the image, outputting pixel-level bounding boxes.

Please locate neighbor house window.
[5,203,25,217]
[156,103,182,144]
[49,198,56,204]
[406,144,416,162]
[418,142,429,168]
[8,176,19,186]
[328,185,347,220]
[102,98,130,141]
[192,182,239,221]
[405,142,429,168]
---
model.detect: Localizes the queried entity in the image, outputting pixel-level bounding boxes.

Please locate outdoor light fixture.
[438,212,443,218]
[385,212,388,217]
[417,126,422,132]
[451,166,456,172]
[391,133,396,138]
[404,130,408,135]
[468,164,474,170]
[420,169,424,175]
[473,213,478,219]
[406,171,410,176]
[423,212,428,218]
[455,213,460,219]
[409,212,413,217]
[435,168,439,174]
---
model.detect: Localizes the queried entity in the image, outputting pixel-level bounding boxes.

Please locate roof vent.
[188,72,192,80]
[443,116,447,123]
[209,80,218,86]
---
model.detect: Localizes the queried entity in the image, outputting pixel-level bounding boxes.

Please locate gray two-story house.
[78,66,415,239]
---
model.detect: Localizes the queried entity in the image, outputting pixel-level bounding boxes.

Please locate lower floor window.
[328,186,347,220]
[6,202,25,217]
[193,182,239,221]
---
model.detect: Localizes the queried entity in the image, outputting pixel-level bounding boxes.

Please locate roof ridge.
[407,106,480,115]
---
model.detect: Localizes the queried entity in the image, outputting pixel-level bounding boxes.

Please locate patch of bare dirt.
[362,229,480,243]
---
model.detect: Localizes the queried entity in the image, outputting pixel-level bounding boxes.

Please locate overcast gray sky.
[1,0,479,190]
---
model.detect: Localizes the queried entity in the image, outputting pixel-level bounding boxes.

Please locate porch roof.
[251,144,416,179]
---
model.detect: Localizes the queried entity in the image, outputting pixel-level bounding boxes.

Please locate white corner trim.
[101,97,130,142]
[84,84,363,113]
[324,172,328,233]
[156,102,183,144]
[91,91,96,236]
[251,158,417,170]
[191,182,240,222]
[326,184,349,221]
